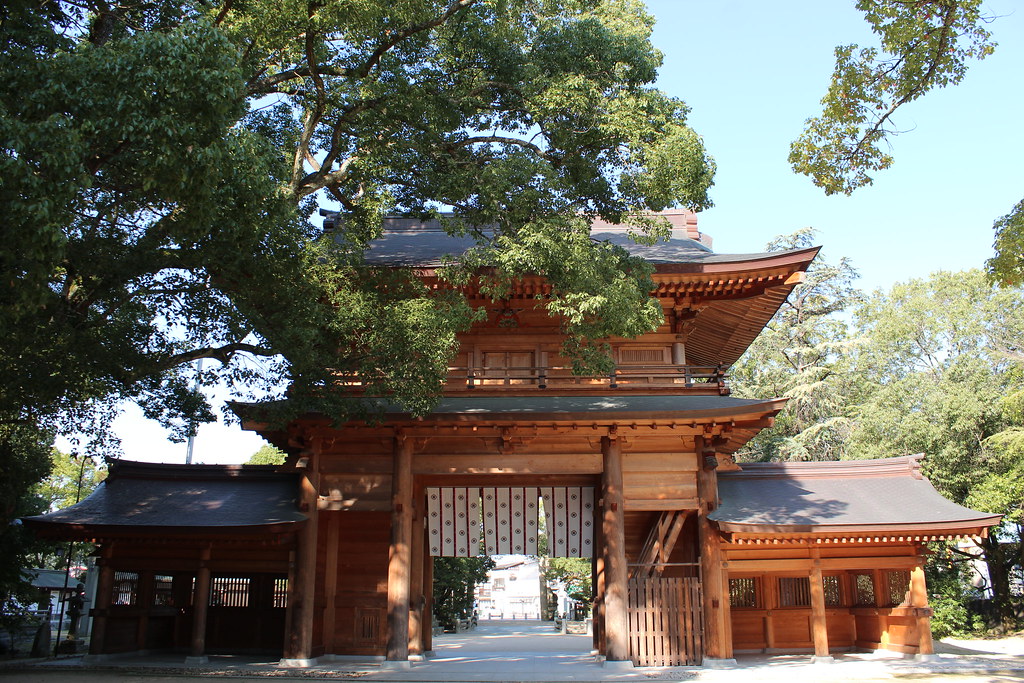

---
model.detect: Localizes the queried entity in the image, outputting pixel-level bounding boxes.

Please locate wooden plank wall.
[723,541,924,655]
[320,510,391,655]
[626,576,703,666]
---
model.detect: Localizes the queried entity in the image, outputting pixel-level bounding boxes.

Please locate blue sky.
[647,0,1024,293]
[105,1,1024,464]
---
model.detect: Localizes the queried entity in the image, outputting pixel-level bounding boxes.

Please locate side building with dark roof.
[24,211,1000,667]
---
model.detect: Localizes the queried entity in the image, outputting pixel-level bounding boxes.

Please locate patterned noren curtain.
[424,486,596,557]
[480,487,540,555]
[540,486,595,558]
[426,487,481,557]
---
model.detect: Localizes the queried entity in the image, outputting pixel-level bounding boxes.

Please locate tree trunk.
[979,536,1015,631]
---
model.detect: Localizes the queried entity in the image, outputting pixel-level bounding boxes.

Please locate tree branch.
[154,342,277,372]
[844,3,958,166]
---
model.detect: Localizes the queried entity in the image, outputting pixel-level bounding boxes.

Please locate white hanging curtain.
[541,486,596,558]
[480,487,540,555]
[426,487,481,557]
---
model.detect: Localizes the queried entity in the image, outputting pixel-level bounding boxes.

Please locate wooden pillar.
[87,544,115,656]
[592,519,605,653]
[696,436,730,660]
[809,556,831,660]
[136,570,153,651]
[322,512,340,653]
[409,486,425,656]
[423,548,434,654]
[910,563,935,656]
[283,452,320,663]
[601,433,629,662]
[189,546,212,661]
[387,434,414,661]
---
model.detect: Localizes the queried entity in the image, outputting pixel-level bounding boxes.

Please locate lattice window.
[778,577,811,607]
[729,577,758,608]
[617,346,669,364]
[152,574,174,606]
[886,570,911,607]
[854,573,875,606]
[272,578,288,608]
[355,608,381,643]
[823,575,842,607]
[112,571,139,606]
[210,577,250,607]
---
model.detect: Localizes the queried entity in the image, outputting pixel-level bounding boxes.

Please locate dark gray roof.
[23,461,306,537]
[710,455,1002,534]
[351,217,796,268]
[392,394,783,420]
[234,394,786,425]
[26,569,78,591]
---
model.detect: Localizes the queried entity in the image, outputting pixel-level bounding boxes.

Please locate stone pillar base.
[702,657,737,668]
[381,659,413,670]
[279,657,319,667]
[184,655,209,665]
[601,659,635,670]
[810,655,835,664]
[915,653,941,662]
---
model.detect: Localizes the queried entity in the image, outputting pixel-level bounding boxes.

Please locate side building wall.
[720,540,933,656]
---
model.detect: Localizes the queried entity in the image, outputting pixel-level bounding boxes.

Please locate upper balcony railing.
[444,364,729,395]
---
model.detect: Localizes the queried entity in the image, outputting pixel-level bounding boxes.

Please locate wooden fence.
[627,576,703,666]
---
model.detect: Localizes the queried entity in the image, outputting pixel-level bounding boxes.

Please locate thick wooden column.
[188,547,212,662]
[910,563,935,657]
[386,434,414,661]
[423,548,434,654]
[409,486,425,656]
[283,451,320,664]
[809,554,831,661]
[87,544,115,657]
[322,512,340,653]
[592,518,605,653]
[696,436,731,662]
[601,433,629,662]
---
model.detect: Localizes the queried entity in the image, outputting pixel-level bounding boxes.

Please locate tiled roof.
[710,455,1002,535]
[335,214,806,268]
[22,461,306,537]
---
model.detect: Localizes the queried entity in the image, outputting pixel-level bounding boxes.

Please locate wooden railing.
[446,364,729,394]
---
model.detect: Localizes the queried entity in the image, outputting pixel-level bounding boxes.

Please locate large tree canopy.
[1,0,715,451]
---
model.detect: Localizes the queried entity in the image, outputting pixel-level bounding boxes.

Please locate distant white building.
[475,556,542,619]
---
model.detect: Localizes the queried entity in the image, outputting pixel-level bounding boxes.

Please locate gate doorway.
[422,484,704,667]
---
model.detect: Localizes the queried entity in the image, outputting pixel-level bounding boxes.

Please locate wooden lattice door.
[627,576,703,666]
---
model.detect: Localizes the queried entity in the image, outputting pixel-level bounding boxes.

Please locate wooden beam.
[413,453,602,475]
[625,497,699,511]
[386,435,414,661]
[601,433,629,662]
[725,555,922,572]
[631,510,689,578]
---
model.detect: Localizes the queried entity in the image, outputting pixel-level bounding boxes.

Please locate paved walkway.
[6,620,1024,681]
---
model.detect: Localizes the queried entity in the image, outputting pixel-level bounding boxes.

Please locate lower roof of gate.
[235,394,787,455]
[234,393,786,423]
